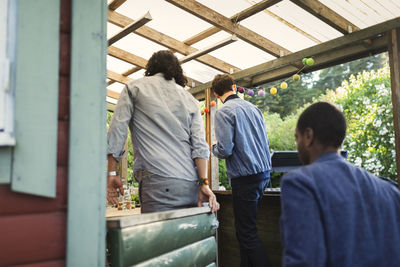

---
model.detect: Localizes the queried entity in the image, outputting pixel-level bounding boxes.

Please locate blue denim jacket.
[212,95,272,179]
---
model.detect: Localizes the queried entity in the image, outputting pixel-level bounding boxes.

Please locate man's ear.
[213,92,219,98]
[303,127,314,147]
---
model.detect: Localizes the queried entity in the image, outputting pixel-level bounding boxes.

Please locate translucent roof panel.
[106,0,400,104]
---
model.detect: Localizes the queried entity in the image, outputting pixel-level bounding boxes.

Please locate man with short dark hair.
[211,74,272,267]
[281,101,400,267]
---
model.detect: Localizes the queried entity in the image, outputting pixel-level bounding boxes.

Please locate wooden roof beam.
[108,10,241,74]
[107,69,132,84]
[108,12,152,46]
[108,0,126,11]
[184,0,283,46]
[107,46,203,87]
[179,35,238,64]
[290,0,359,35]
[165,0,291,57]
[189,16,400,95]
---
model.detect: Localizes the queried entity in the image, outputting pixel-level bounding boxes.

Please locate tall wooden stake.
[388,28,400,187]
[205,88,219,190]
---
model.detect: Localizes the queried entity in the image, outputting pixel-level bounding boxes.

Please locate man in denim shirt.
[281,102,400,266]
[211,74,272,267]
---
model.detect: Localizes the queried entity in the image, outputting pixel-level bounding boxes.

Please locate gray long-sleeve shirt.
[107,73,209,181]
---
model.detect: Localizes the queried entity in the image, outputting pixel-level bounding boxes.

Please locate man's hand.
[107,175,124,205]
[198,185,220,213]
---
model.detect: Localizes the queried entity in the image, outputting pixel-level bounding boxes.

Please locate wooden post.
[205,88,219,190]
[388,28,400,187]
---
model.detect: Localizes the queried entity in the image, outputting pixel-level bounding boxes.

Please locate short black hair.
[297,102,347,148]
[145,50,187,87]
[211,74,234,96]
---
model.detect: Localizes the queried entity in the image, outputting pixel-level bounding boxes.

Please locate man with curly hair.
[107,50,219,213]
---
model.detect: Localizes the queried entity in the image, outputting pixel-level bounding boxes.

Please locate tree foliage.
[322,68,396,180]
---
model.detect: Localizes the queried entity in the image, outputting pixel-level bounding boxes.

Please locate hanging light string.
[201,57,315,114]
[236,57,315,97]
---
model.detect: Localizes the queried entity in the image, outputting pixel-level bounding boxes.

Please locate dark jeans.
[231,177,271,267]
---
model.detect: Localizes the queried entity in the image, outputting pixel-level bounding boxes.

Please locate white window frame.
[0,0,16,146]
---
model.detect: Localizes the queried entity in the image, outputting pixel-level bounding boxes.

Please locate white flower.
[355,157,362,166]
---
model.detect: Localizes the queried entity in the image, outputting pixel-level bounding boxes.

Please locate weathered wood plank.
[108,10,241,73]
[291,0,359,34]
[388,28,400,185]
[0,212,66,266]
[0,166,67,216]
[108,12,152,46]
[107,69,133,84]
[108,0,126,11]
[11,0,60,198]
[17,259,65,267]
[184,0,282,45]
[179,35,237,64]
[165,0,291,57]
[67,0,107,266]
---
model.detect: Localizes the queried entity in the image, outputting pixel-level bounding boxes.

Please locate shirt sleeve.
[107,85,134,162]
[212,110,234,159]
[280,172,327,267]
[189,104,210,160]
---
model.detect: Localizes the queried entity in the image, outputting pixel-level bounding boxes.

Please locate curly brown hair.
[145,50,187,87]
[211,74,234,96]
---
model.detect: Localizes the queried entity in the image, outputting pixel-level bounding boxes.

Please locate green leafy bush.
[322,68,396,180]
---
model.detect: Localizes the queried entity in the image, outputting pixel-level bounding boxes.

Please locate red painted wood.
[57,121,69,166]
[60,0,71,34]
[0,167,67,216]
[14,259,65,267]
[59,32,71,76]
[0,212,66,266]
[58,76,70,121]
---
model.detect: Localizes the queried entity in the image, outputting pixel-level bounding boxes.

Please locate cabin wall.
[216,192,282,267]
[0,0,70,265]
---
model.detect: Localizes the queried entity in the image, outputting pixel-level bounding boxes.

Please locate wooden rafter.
[108,46,203,87]
[108,12,152,46]
[184,0,283,46]
[108,10,241,74]
[179,35,238,64]
[290,0,360,34]
[107,69,132,84]
[388,28,400,185]
[244,0,321,44]
[165,0,291,57]
[108,0,126,11]
[108,46,147,68]
[190,16,400,96]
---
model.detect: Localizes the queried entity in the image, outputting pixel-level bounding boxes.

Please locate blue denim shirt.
[212,95,272,179]
[281,153,400,267]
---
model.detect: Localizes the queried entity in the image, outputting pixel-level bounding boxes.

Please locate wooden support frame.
[108,12,152,46]
[107,46,203,87]
[108,10,241,74]
[290,0,359,34]
[108,0,126,11]
[165,0,291,57]
[184,0,283,46]
[189,16,400,96]
[388,28,400,186]
[204,88,219,190]
[179,35,238,64]
[107,69,132,84]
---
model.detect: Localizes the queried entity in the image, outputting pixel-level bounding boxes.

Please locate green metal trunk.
[107,207,218,267]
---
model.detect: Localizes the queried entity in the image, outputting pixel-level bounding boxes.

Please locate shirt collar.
[315,152,343,163]
[223,94,239,104]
